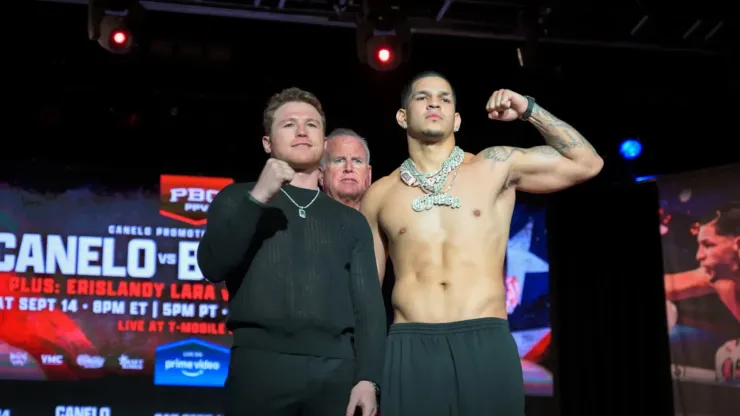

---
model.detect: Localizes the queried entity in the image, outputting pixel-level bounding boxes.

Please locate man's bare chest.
[378,182,504,243]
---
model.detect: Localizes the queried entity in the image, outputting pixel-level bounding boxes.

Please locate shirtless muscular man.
[362,71,604,415]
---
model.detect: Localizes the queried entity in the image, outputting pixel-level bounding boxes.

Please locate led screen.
[0,174,553,398]
[0,175,233,388]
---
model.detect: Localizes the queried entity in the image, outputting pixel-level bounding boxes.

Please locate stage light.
[377,47,391,63]
[356,16,410,72]
[365,36,402,71]
[619,139,643,160]
[102,25,133,53]
[88,0,141,55]
[634,175,656,183]
[96,17,133,54]
[111,30,128,45]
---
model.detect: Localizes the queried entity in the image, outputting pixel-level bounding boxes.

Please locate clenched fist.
[485,89,529,122]
[251,158,295,203]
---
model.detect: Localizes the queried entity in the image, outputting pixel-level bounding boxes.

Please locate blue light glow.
[619,139,643,160]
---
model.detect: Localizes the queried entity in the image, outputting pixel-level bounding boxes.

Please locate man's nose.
[343,161,354,172]
[696,248,705,261]
[428,102,440,109]
[296,123,308,137]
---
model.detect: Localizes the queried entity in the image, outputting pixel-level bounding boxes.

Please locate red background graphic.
[159,174,234,226]
[0,272,99,380]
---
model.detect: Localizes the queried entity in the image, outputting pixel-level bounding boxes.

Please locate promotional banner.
[659,164,740,413]
[0,175,233,387]
[0,174,553,411]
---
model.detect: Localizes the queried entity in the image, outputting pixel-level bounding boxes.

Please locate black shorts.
[381,317,525,416]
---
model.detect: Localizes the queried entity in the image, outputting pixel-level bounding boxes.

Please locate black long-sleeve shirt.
[197,182,386,385]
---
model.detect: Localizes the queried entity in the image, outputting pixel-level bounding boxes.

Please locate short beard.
[421,129,445,138]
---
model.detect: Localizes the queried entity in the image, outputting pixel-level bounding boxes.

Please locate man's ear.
[734,236,740,255]
[318,168,325,189]
[396,108,407,129]
[454,112,461,132]
[367,165,373,184]
[262,136,271,153]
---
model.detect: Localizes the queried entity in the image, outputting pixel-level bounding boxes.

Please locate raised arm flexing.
[476,89,604,193]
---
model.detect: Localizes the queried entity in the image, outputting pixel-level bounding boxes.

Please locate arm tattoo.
[483,146,525,161]
[484,145,557,161]
[482,146,526,189]
[528,104,599,157]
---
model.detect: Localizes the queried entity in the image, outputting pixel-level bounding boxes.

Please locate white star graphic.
[506,218,549,309]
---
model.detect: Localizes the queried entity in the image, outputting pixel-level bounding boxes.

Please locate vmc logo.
[41,354,64,366]
[159,175,234,226]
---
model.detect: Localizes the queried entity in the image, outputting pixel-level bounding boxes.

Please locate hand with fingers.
[345,380,378,416]
[250,158,295,203]
[485,89,530,122]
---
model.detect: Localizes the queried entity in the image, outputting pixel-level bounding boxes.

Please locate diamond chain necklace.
[399,146,464,212]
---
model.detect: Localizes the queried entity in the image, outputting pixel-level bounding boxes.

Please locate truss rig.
[40,0,731,55]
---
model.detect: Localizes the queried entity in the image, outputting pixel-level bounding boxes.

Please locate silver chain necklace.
[399,146,464,212]
[279,188,320,218]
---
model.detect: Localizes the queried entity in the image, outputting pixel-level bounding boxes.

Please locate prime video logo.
[154,338,229,387]
[164,357,221,377]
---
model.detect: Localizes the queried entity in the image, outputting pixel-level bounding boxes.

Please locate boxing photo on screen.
[659,163,740,394]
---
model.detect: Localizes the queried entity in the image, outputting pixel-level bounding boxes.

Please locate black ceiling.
[18,0,740,183]
[39,0,738,52]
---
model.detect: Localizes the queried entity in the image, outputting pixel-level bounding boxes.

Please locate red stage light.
[94,15,135,54]
[376,47,391,63]
[363,36,402,71]
[111,30,127,45]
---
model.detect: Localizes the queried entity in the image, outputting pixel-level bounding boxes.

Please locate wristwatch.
[519,95,535,121]
[372,381,380,395]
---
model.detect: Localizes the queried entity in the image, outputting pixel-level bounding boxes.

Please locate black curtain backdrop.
[548,179,674,415]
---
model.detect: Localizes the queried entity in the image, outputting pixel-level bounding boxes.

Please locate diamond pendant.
[298,208,306,218]
[400,171,417,186]
[411,194,461,212]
